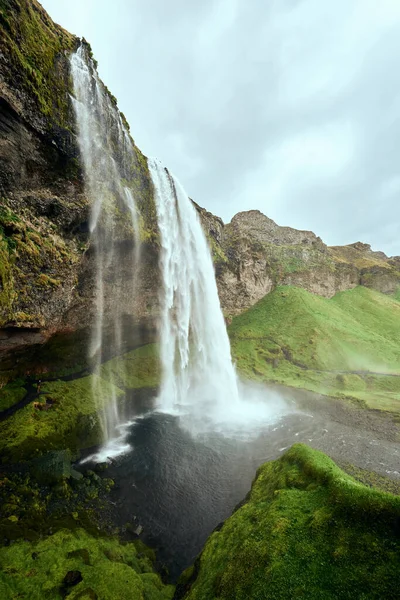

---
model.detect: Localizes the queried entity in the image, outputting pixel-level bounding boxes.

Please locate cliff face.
[0,0,159,376]
[196,209,400,316]
[0,0,399,377]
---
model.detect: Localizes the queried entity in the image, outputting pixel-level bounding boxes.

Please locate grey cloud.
[42,0,400,255]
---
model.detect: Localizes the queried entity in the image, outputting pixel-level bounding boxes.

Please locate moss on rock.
[180,444,400,600]
[0,375,122,462]
[0,380,26,411]
[0,344,159,462]
[100,343,160,390]
[0,528,175,599]
[0,0,76,128]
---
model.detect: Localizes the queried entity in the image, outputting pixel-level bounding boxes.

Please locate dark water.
[104,405,323,580]
[81,382,400,581]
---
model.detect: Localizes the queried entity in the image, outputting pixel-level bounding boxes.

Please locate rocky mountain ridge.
[197,207,400,315]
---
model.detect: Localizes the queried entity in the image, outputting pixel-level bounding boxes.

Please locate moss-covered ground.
[0,380,26,411]
[0,376,119,462]
[100,343,160,390]
[179,444,400,600]
[229,286,400,413]
[0,344,160,462]
[0,460,116,541]
[0,528,174,600]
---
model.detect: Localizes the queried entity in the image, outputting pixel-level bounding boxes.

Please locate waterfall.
[70,45,141,441]
[149,159,240,413]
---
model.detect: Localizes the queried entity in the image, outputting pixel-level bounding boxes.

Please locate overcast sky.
[41,0,400,255]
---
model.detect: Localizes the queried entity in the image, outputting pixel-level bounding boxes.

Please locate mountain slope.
[229,286,400,412]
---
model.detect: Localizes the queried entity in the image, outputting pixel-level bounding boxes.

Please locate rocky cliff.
[0,0,159,379]
[0,0,399,379]
[198,208,400,316]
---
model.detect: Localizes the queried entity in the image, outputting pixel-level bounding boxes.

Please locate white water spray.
[70,45,141,441]
[149,159,240,414]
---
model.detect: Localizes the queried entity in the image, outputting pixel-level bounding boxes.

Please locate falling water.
[70,45,141,441]
[149,159,240,414]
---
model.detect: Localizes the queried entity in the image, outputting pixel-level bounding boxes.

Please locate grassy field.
[229,286,400,412]
[178,444,400,600]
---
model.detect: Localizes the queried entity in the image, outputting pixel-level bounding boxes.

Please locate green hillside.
[229,286,400,412]
[178,444,400,600]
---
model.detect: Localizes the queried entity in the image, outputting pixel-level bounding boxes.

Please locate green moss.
[0,198,83,328]
[132,149,159,244]
[181,444,400,600]
[0,206,18,323]
[0,0,75,127]
[0,375,123,462]
[0,381,26,411]
[0,345,159,462]
[36,273,61,287]
[229,286,400,412]
[0,528,175,600]
[101,344,160,390]
[0,237,15,326]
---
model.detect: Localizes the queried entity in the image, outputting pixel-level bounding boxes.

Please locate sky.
[41,0,400,255]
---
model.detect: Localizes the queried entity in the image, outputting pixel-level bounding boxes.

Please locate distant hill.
[196,208,400,317]
[229,285,400,412]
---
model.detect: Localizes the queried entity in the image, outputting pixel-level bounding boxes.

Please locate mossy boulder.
[31,449,83,484]
[0,528,175,599]
[0,375,120,462]
[179,444,400,600]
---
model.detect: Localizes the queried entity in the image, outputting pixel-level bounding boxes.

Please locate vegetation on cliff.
[178,444,400,600]
[0,0,75,127]
[229,285,400,413]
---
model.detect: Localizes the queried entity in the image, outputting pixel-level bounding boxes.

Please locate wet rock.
[63,570,83,587]
[31,450,83,484]
[134,524,144,536]
[93,462,109,473]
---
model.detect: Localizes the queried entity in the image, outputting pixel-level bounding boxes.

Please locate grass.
[329,245,393,269]
[0,528,174,600]
[179,444,400,600]
[229,286,400,412]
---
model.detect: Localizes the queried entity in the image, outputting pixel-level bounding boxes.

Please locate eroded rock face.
[0,1,159,375]
[196,209,400,316]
